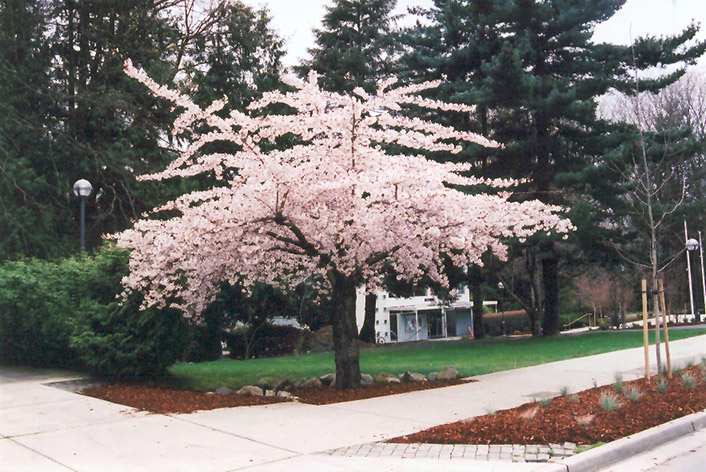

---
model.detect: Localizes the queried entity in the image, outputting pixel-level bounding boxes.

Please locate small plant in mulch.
[612,373,624,394]
[599,392,621,412]
[656,377,669,394]
[485,406,497,416]
[624,386,642,402]
[681,372,697,390]
[540,397,553,407]
[559,386,570,396]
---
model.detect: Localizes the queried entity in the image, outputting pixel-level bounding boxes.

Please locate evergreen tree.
[403,0,706,335]
[0,0,64,258]
[187,1,285,111]
[295,0,401,93]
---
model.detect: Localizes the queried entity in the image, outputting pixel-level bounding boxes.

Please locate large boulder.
[400,371,427,383]
[360,373,374,386]
[236,385,264,397]
[436,366,459,381]
[309,326,334,352]
[374,373,401,384]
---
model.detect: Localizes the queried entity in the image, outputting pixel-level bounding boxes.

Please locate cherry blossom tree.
[115,60,573,388]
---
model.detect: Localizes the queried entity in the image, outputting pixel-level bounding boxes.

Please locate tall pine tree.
[295,0,400,93]
[403,0,706,335]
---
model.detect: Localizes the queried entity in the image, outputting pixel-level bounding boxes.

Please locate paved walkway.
[324,442,577,463]
[3,335,706,471]
[599,428,706,471]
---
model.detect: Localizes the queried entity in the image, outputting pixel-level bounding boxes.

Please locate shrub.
[71,295,188,379]
[613,373,624,393]
[225,324,309,359]
[624,386,642,402]
[0,252,117,367]
[559,386,570,396]
[599,392,620,411]
[681,372,697,390]
[656,377,669,394]
[0,246,188,378]
[540,397,553,407]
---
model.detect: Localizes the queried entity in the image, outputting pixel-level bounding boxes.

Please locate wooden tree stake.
[641,279,650,380]
[658,279,672,379]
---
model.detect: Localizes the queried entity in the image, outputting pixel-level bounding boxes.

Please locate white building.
[355,286,497,343]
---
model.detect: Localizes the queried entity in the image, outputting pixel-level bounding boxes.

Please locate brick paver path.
[324,442,577,463]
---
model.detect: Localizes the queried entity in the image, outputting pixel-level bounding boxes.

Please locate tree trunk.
[330,272,361,389]
[358,293,377,343]
[541,244,560,336]
[468,265,484,338]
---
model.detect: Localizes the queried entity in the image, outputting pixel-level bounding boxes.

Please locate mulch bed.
[82,378,473,413]
[293,379,472,405]
[391,366,706,445]
[82,384,285,414]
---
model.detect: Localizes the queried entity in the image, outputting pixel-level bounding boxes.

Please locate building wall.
[355,287,495,343]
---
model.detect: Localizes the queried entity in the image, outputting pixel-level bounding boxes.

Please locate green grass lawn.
[169,328,706,391]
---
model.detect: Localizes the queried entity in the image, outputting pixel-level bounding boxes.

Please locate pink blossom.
[114,62,574,316]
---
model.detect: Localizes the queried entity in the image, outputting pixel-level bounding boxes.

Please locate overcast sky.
[242,0,706,69]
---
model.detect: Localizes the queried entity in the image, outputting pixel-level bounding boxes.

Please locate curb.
[556,409,706,472]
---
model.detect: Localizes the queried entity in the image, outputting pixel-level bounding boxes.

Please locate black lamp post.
[73,179,93,251]
[498,281,505,336]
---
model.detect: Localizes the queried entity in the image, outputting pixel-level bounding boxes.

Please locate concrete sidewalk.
[2,335,706,471]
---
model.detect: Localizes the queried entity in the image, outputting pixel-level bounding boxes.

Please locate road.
[601,429,706,471]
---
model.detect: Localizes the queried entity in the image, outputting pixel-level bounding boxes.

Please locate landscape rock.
[400,371,427,383]
[214,386,233,396]
[275,379,293,392]
[256,377,275,390]
[374,373,401,384]
[319,373,335,386]
[264,389,275,397]
[236,385,264,397]
[300,377,322,389]
[436,366,459,380]
[360,373,374,386]
[276,390,295,399]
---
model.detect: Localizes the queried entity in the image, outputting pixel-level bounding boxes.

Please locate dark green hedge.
[0,247,187,378]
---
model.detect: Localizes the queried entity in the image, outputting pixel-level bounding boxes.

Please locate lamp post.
[699,231,706,321]
[685,220,698,317]
[73,179,93,251]
[497,281,505,336]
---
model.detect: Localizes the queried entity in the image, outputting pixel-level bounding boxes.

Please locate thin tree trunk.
[468,265,484,338]
[542,244,560,336]
[330,272,361,389]
[359,293,377,343]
